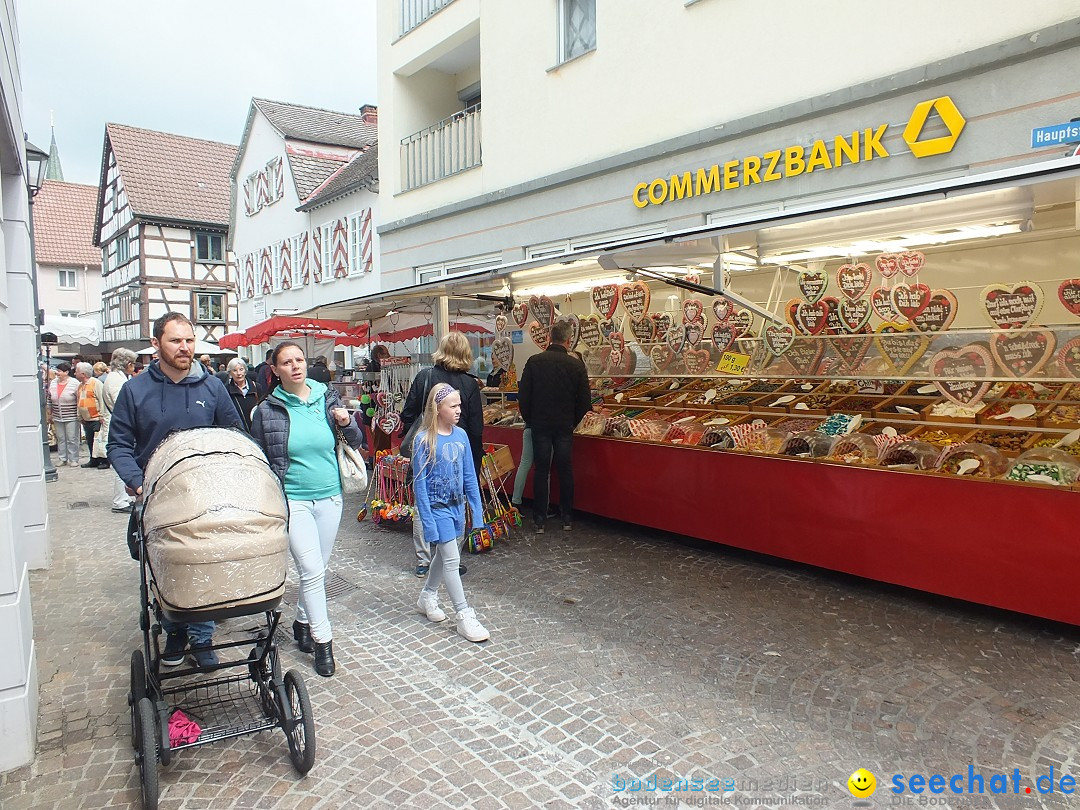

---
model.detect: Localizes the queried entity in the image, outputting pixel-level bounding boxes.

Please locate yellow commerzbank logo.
[632,96,966,208]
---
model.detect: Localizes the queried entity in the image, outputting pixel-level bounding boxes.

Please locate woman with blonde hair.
[400,331,484,576]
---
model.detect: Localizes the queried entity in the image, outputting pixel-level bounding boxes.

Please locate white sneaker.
[456,607,489,643]
[69,460,81,467]
[415,592,446,623]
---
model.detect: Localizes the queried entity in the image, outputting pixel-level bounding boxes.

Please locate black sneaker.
[458,565,467,576]
[414,564,429,578]
[161,633,187,667]
[190,644,219,669]
[534,521,545,535]
[562,521,572,532]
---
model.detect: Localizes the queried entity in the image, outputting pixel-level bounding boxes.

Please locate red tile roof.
[104,123,238,227]
[33,181,102,266]
[299,144,379,211]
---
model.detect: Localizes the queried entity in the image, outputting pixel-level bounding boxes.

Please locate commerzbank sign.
[631,96,966,209]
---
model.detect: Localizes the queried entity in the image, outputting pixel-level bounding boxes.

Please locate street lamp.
[25,137,57,482]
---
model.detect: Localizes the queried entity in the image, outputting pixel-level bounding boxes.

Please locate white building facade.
[0,0,48,773]
[375,1,1080,283]
[231,99,380,365]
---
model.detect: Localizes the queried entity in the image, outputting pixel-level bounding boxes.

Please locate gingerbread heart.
[764,324,796,356]
[930,345,993,408]
[838,297,872,333]
[981,282,1043,330]
[910,290,957,333]
[795,299,830,336]
[620,282,651,320]
[529,295,556,327]
[874,322,929,376]
[890,283,931,320]
[598,318,616,342]
[555,313,581,350]
[683,348,712,375]
[797,268,828,304]
[830,330,873,374]
[711,322,739,355]
[875,253,901,279]
[528,320,550,349]
[712,298,734,324]
[491,337,514,370]
[836,263,872,301]
[591,284,619,319]
[651,313,672,340]
[1057,337,1080,378]
[990,330,1056,378]
[871,286,903,323]
[609,332,625,353]
[784,298,802,330]
[512,301,529,328]
[786,338,824,375]
[629,316,656,346]
[494,313,508,335]
[1057,279,1080,317]
[731,309,754,338]
[683,298,704,324]
[897,251,924,277]
[579,315,603,349]
[666,322,686,354]
[822,296,844,335]
[649,344,675,372]
[684,321,705,348]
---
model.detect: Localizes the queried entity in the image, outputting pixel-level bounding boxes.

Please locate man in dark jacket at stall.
[108,312,242,669]
[307,356,332,384]
[517,320,591,534]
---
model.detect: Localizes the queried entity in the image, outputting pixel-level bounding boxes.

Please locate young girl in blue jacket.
[412,383,489,642]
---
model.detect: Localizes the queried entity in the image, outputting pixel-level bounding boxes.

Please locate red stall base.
[485,425,1080,626]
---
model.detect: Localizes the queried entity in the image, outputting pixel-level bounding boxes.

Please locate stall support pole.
[435,295,450,344]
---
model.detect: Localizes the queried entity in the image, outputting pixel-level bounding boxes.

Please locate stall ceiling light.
[513,275,628,300]
[754,188,1034,260]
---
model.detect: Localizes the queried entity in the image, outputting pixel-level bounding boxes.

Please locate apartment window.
[272,243,282,291]
[196,232,224,263]
[58,269,77,289]
[291,234,305,287]
[557,0,596,63]
[116,233,130,264]
[321,223,333,281]
[195,292,225,323]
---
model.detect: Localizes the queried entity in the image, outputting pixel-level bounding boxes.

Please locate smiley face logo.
[847,768,876,797]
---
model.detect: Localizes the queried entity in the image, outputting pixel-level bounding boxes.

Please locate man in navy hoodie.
[109,312,242,669]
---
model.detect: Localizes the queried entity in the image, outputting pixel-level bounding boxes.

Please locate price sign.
[716,351,751,375]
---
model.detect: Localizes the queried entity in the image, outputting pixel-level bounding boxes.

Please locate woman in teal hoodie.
[251,342,363,677]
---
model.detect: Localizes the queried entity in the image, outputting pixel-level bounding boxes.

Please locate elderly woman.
[74,362,107,468]
[103,348,138,512]
[47,362,81,467]
[93,361,108,380]
[224,358,258,432]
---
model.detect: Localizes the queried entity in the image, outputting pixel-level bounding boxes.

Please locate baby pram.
[127,427,315,810]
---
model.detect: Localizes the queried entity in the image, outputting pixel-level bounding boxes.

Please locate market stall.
[479,168,1080,626]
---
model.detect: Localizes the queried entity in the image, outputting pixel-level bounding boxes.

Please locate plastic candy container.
[829,434,881,465]
[879,440,939,470]
[816,413,862,437]
[741,427,791,454]
[1005,448,1080,486]
[935,443,1008,479]
[780,431,836,458]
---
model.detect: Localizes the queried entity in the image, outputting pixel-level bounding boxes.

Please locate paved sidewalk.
[2,462,1079,809]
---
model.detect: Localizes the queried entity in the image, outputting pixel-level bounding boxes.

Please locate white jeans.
[112,470,133,509]
[55,420,81,464]
[287,495,343,643]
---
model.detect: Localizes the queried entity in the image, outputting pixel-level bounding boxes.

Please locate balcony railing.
[400,0,454,36]
[400,104,482,192]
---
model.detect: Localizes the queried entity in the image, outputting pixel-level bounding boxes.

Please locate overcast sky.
[17,0,379,185]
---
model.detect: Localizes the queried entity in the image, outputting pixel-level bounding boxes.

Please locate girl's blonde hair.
[415,382,456,466]
[432,332,473,372]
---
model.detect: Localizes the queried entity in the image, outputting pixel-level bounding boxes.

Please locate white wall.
[0,0,46,773]
[379,0,1080,223]
[36,263,102,318]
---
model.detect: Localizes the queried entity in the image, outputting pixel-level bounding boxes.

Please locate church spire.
[45,111,64,181]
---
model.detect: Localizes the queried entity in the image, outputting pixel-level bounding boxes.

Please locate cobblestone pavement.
[2,461,1079,810]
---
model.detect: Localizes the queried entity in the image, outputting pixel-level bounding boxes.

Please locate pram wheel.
[128,650,146,749]
[280,669,315,774]
[135,697,159,810]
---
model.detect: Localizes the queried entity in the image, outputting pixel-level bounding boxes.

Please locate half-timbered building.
[93,123,239,351]
[229,99,379,363]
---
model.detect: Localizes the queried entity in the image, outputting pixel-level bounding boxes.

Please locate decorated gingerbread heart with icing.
[786,338,824,375]
[666,321,686,354]
[512,301,530,328]
[528,320,551,349]
[591,284,619,319]
[555,313,581,350]
[491,337,514,370]
[1057,337,1080,378]
[683,348,712,375]
[874,322,929,376]
[875,253,901,279]
[619,281,651,321]
[830,330,873,374]
[494,313,508,335]
[651,312,672,340]
[836,263,872,301]
[629,316,656,346]
[890,283,931,320]
[682,298,704,325]
[797,268,828,304]
[711,322,739,355]
[990,329,1056,378]
[897,250,924,277]
[649,344,675,372]
[579,315,603,349]
[871,286,902,322]
[683,320,705,348]
[712,298,734,324]
[838,297,872,333]
[794,299,830,336]
[764,323,796,356]
[930,345,994,408]
[730,309,754,338]
[910,290,957,333]
[529,295,556,327]
[981,282,1043,330]
[1057,279,1080,317]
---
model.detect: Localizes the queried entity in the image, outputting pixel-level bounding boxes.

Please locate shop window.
[58,269,77,289]
[196,232,224,263]
[195,292,225,324]
[557,0,596,64]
